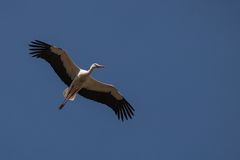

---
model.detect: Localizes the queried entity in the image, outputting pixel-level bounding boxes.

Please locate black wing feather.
[78,88,135,121]
[29,40,72,86]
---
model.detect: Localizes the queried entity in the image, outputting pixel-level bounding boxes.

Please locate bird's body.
[66,70,90,100]
[60,63,104,109]
[29,40,134,121]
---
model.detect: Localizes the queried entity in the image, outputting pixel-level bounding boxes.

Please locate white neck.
[87,65,96,75]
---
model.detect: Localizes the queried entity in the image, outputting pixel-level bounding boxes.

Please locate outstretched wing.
[29,40,80,86]
[78,77,135,121]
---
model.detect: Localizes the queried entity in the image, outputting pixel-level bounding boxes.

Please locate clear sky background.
[0,0,239,160]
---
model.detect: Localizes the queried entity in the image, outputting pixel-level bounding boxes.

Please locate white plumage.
[29,40,134,121]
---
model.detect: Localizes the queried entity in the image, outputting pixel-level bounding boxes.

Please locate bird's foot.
[59,103,65,110]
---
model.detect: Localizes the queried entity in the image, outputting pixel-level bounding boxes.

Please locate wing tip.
[29,40,51,49]
[115,98,135,121]
[28,40,52,58]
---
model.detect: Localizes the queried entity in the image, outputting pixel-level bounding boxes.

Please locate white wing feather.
[83,77,123,100]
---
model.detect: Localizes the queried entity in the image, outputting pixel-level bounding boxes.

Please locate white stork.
[29,40,134,121]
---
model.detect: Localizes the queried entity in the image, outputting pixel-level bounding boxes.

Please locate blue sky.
[0,0,240,159]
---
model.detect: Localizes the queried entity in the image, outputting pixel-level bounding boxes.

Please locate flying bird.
[29,40,134,121]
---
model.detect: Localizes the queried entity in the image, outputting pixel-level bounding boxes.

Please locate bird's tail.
[63,88,76,101]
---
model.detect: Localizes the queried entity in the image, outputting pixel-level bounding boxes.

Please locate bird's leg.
[59,99,68,110]
[58,87,78,110]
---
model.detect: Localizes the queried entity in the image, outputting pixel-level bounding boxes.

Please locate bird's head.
[91,63,105,69]
[88,63,104,74]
